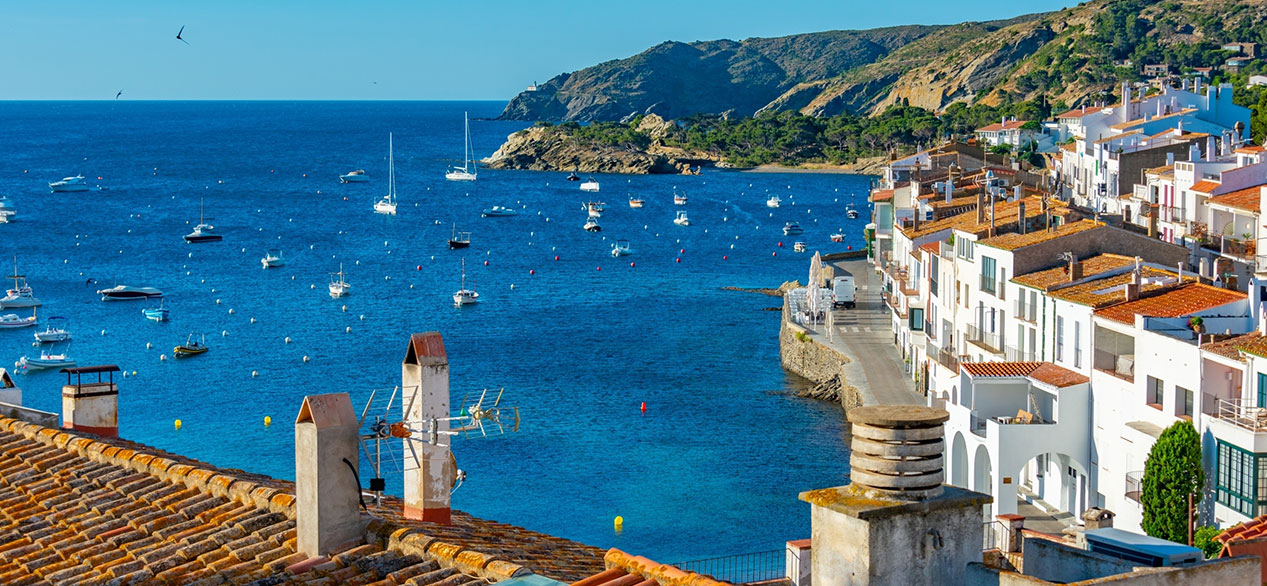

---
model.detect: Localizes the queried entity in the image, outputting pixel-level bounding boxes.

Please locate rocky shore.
[483,116,707,175]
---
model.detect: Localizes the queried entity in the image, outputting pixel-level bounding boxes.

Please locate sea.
[0,101,874,562]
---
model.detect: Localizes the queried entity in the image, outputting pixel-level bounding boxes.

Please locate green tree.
[1194,526,1223,559]
[989,143,1013,156]
[1141,421,1204,543]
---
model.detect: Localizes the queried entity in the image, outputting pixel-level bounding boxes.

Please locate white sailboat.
[374,133,399,215]
[329,264,351,298]
[453,258,479,306]
[445,112,478,181]
[0,255,40,309]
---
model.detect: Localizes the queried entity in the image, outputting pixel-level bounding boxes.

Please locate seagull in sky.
[115,90,122,100]
[176,25,189,45]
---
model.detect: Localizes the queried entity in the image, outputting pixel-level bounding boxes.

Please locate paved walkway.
[799,259,924,406]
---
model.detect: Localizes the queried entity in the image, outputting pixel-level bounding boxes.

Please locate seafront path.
[800,258,924,406]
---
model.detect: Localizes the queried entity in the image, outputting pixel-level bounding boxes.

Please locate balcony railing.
[671,550,786,585]
[970,412,988,437]
[1005,346,1036,362]
[1093,349,1134,381]
[1215,398,1267,432]
[1257,255,1267,274]
[966,324,1003,354]
[1202,235,1255,260]
[1014,299,1037,323]
[1159,205,1184,223]
[1125,470,1144,503]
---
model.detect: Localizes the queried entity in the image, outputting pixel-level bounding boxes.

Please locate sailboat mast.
[388,133,395,199]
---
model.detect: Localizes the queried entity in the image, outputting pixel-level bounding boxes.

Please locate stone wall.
[779,298,863,411]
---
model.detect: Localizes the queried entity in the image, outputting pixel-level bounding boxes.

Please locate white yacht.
[0,196,14,223]
[766,195,781,208]
[1,256,40,309]
[628,196,645,208]
[611,240,633,257]
[329,264,351,298]
[580,178,600,192]
[0,313,37,329]
[583,216,602,232]
[34,317,71,343]
[673,210,691,226]
[97,285,163,301]
[183,199,222,243]
[340,169,369,183]
[49,175,90,192]
[453,258,479,306]
[375,133,399,214]
[481,206,518,217]
[261,249,285,268]
[445,112,478,181]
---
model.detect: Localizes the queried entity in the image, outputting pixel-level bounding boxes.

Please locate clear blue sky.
[1,0,1080,100]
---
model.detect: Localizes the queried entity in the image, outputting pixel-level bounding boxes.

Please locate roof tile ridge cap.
[369,521,532,582]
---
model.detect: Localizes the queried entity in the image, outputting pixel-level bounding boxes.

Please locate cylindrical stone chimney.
[847,406,948,500]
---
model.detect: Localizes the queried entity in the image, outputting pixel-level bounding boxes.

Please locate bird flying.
[115,90,122,100]
[176,25,189,45]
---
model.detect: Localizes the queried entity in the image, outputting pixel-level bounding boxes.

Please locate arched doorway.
[952,432,968,488]
[974,445,992,495]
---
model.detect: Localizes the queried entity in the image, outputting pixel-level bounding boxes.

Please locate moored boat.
[628,196,644,208]
[611,239,633,257]
[673,210,691,226]
[448,225,471,249]
[34,317,71,343]
[783,222,804,235]
[481,206,517,217]
[0,196,14,223]
[846,203,860,219]
[0,313,37,329]
[794,242,808,253]
[97,285,163,301]
[340,169,369,183]
[830,232,845,243]
[1,255,40,309]
[142,300,169,322]
[261,249,285,268]
[766,195,781,208]
[15,345,75,371]
[49,175,90,193]
[174,333,208,358]
[673,190,688,205]
[184,199,222,243]
[375,133,399,214]
[445,112,479,181]
[453,258,479,307]
[329,264,351,298]
[583,216,602,232]
[580,178,600,192]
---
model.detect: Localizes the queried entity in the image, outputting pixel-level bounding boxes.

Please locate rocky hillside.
[483,116,708,175]
[500,0,1267,121]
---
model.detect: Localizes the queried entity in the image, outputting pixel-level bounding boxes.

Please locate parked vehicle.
[832,274,856,309]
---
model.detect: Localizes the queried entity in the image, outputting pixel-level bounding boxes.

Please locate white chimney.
[295,393,365,557]
[1207,136,1216,161]
[1166,152,1175,166]
[61,366,121,438]
[402,332,453,524]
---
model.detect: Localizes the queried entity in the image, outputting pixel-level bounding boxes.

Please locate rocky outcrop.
[482,126,696,175]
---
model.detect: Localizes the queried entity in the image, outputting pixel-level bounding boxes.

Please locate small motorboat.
[482,206,518,217]
[448,225,471,249]
[846,203,860,219]
[49,175,90,193]
[584,216,602,232]
[0,313,37,329]
[794,242,808,253]
[580,178,600,192]
[611,240,633,257]
[453,258,479,307]
[340,169,369,183]
[184,199,221,243]
[566,171,580,181]
[34,317,71,344]
[0,196,14,223]
[329,264,351,298]
[261,249,285,268]
[98,285,163,301]
[767,195,781,208]
[783,222,804,235]
[15,349,75,372]
[174,334,209,358]
[673,210,690,226]
[673,190,688,205]
[142,300,169,322]
[830,233,845,243]
[629,196,645,208]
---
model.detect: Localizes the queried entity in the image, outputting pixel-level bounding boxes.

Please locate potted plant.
[1189,316,1205,333]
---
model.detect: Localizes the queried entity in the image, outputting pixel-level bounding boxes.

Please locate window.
[981,256,997,295]
[1148,376,1164,407]
[1217,441,1267,517]
[1177,386,1193,418]
[909,308,925,332]
[1259,373,1267,408]
[1074,322,1082,368]
[929,256,939,297]
[1055,316,1065,361]
[957,238,974,260]
[1029,291,1038,322]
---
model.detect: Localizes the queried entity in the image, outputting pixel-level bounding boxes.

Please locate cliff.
[482,124,704,175]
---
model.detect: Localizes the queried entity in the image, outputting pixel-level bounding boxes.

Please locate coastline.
[741,163,877,176]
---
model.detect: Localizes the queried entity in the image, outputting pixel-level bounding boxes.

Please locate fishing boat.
[375,133,400,214]
[481,206,518,217]
[611,239,633,257]
[49,175,90,193]
[628,196,644,208]
[580,178,600,192]
[585,201,605,218]
[766,195,781,208]
[97,285,163,301]
[794,242,808,253]
[783,222,804,235]
[448,225,471,249]
[34,317,71,343]
[15,347,75,371]
[846,203,860,219]
[566,171,580,181]
[184,199,222,243]
[673,210,691,226]
[673,190,688,205]
[339,169,369,183]
[329,264,351,298]
[174,333,208,358]
[453,258,479,306]
[445,112,478,181]
[142,300,169,322]
[0,313,37,329]
[261,249,285,268]
[583,216,602,232]
[830,232,845,243]
[0,255,40,309]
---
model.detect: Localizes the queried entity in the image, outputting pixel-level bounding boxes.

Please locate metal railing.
[1214,398,1267,432]
[672,550,785,585]
[1125,470,1144,503]
[937,348,960,371]
[1005,346,1036,362]
[1202,235,1255,260]
[983,520,1002,550]
[1159,205,1184,223]
[1014,300,1036,323]
[1093,349,1134,381]
[970,412,989,437]
[966,324,1003,354]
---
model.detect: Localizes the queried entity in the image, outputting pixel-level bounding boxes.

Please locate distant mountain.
[499,0,1267,121]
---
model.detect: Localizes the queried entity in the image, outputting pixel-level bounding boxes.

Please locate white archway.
[951,432,969,488]
[973,444,992,495]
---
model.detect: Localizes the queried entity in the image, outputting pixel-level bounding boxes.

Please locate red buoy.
[630,262,635,267]
[680,248,685,254]
[675,258,681,263]
[596,266,602,271]
[723,255,728,260]
[554,255,560,261]
[483,260,489,266]
[640,402,646,413]
[530,269,535,275]
[416,265,421,270]
[772,251,778,257]
[778,242,783,247]
[847,245,853,250]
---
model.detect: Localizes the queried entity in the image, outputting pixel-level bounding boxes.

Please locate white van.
[833,274,856,309]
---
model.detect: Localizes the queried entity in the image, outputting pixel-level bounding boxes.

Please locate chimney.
[1069,254,1083,281]
[976,191,985,224]
[0,369,20,406]
[1082,508,1115,530]
[295,393,364,557]
[1207,135,1216,161]
[1200,257,1209,280]
[1223,132,1231,156]
[800,406,989,586]
[1124,279,1140,301]
[912,206,921,232]
[61,365,121,438]
[1017,201,1027,235]
[1189,142,1201,162]
[402,332,453,524]
[1166,152,1175,166]
[1148,205,1158,237]
[944,181,952,203]
[1121,83,1131,123]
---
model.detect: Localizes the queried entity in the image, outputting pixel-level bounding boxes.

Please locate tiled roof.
[871,189,894,203]
[1094,283,1246,324]
[1012,254,1136,291]
[1108,108,1195,131]
[571,549,727,586]
[1057,107,1105,119]
[1235,145,1266,154]
[1202,332,1267,362]
[1219,515,1267,548]
[977,120,1028,132]
[0,416,606,585]
[977,219,1104,251]
[901,196,1063,240]
[1047,267,1189,308]
[1093,130,1142,144]
[960,362,1087,388]
[1061,143,1077,152]
[1206,184,1264,213]
[919,241,942,254]
[1145,164,1174,175]
[1190,180,1221,193]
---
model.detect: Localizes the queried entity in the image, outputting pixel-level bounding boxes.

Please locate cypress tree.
[1141,420,1204,543]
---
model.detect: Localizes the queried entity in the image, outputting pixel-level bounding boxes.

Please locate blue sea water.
[0,101,872,561]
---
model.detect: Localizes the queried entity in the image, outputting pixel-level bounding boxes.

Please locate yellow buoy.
[264,416,272,426]
[614,516,623,532]
[174,419,182,430]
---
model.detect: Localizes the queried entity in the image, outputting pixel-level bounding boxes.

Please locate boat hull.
[262,259,284,268]
[143,310,169,322]
[49,184,89,193]
[34,332,71,343]
[98,289,163,301]
[445,172,477,182]
[0,297,41,309]
[340,175,369,183]
[448,240,470,249]
[173,346,208,358]
[184,234,223,243]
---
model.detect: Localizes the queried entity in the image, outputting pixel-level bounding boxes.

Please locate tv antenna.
[357,386,520,505]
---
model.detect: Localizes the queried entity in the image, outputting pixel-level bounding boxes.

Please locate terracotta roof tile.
[978,219,1105,251]
[1190,180,1221,193]
[961,362,1088,387]
[1029,364,1090,387]
[1206,184,1264,213]
[1202,332,1267,361]
[870,189,894,203]
[1235,145,1266,154]
[1047,266,1190,307]
[1095,283,1246,324]
[1011,254,1135,291]
[902,196,1066,240]
[1057,107,1105,119]
[977,120,1029,132]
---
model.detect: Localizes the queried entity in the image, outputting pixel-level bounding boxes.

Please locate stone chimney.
[912,207,921,232]
[976,191,985,224]
[1017,202,1027,235]
[295,393,365,557]
[402,332,453,524]
[1069,254,1083,282]
[61,365,121,438]
[800,406,990,586]
[1082,508,1115,530]
[0,369,19,406]
[1148,204,1159,238]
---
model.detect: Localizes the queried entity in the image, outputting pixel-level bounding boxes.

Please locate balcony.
[1256,255,1267,274]
[1005,346,1036,362]
[1158,205,1184,223]
[966,324,1003,354]
[1093,349,1135,382]
[1213,398,1267,432]
[1014,300,1037,324]
[1202,235,1255,261]
[1125,470,1144,503]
